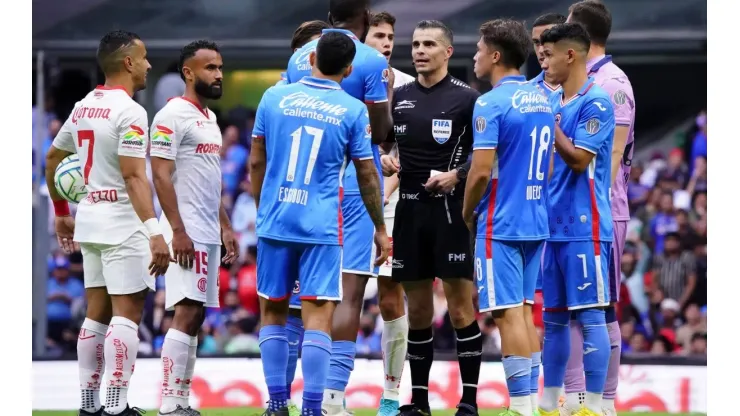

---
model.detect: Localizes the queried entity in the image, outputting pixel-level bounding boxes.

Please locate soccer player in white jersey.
[363,11,415,416]
[45,30,172,416]
[150,40,239,416]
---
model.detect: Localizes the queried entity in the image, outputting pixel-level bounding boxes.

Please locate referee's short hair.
[415,20,453,45]
[315,31,357,76]
[479,19,531,69]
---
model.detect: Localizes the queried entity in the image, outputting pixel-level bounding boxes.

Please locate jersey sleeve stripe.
[364,99,389,104]
[473,146,497,150]
[353,156,374,161]
[252,135,265,139]
[150,151,176,160]
[574,144,597,155]
[616,122,632,126]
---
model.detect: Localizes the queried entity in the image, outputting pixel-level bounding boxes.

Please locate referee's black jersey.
[388,74,480,195]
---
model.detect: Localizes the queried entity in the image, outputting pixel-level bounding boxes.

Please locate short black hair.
[97,30,141,74]
[568,0,612,46]
[329,0,369,23]
[539,23,590,53]
[291,20,331,51]
[415,20,454,45]
[370,11,396,27]
[533,13,567,28]
[179,40,221,81]
[479,19,531,69]
[315,31,357,76]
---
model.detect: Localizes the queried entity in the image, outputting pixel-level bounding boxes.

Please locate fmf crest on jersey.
[432,119,452,144]
[475,116,486,133]
[585,118,600,134]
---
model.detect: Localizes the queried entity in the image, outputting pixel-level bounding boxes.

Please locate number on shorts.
[287,126,325,185]
[77,130,95,185]
[528,126,551,181]
[475,257,483,281]
[576,253,587,278]
[194,250,208,276]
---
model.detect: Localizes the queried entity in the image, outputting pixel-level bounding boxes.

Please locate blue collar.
[321,28,358,40]
[531,71,545,83]
[298,76,342,90]
[494,74,527,88]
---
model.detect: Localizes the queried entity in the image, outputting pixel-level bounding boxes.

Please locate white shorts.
[378,216,395,277]
[165,242,221,310]
[80,231,155,295]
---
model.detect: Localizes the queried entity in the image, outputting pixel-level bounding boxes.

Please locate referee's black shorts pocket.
[433,198,473,280]
[391,199,432,282]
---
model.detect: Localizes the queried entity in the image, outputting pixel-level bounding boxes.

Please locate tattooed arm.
[355,159,386,230]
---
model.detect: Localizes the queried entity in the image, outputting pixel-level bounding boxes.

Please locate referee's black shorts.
[391,192,473,282]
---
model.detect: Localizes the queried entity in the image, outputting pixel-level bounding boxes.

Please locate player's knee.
[377,279,404,320]
[260,297,289,326]
[341,273,368,308]
[110,289,148,324]
[406,301,433,328]
[301,300,335,333]
[491,305,525,328]
[85,288,112,324]
[543,310,571,328]
[173,300,205,335]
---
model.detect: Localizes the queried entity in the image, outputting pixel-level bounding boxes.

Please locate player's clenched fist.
[380,154,400,176]
[373,229,391,267]
[149,234,173,276]
[172,229,195,269]
[55,216,80,254]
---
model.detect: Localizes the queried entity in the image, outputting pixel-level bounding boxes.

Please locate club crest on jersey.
[585,118,600,134]
[475,116,486,133]
[382,68,390,83]
[432,119,452,144]
[554,113,562,125]
[365,124,372,139]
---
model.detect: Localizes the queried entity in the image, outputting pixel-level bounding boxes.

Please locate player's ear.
[446,45,454,60]
[491,49,501,65]
[181,65,193,82]
[309,51,317,68]
[344,64,354,79]
[123,55,134,73]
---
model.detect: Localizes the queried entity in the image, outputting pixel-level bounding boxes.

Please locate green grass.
[31,409,705,416]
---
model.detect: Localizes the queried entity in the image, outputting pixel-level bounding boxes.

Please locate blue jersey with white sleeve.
[252,76,374,245]
[548,79,615,242]
[286,28,388,195]
[473,75,554,241]
[529,70,561,100]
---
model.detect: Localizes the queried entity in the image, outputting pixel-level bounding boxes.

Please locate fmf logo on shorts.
[432,119,452,144]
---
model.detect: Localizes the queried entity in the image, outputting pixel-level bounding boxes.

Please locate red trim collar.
[169,96,210,119]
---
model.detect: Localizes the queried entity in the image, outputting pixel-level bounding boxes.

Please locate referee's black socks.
[407,326,434,409]
[455,321,483,408]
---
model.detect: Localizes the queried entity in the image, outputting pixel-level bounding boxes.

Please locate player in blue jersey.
[463,19,555,416]
[284,1,396,414]
[529,13,566,99]
[250,32,391,416]
[536,23,615,416]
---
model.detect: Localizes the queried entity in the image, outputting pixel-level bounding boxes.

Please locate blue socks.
[326,340,356,392]
[543,311,571,389]
[259,325,289,411]
[301,330,332,416]
[530,351,542,396]
[577,308,610,394]
[286,315,304,399]
[502,355,532,398]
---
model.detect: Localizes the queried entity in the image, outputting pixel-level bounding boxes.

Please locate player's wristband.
[144,218,162,237]
[53,200,71,217]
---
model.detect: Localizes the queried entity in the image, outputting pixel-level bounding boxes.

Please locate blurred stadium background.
[31,0,707,413]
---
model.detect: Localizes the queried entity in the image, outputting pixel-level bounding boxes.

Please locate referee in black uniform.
[380,20,482,416]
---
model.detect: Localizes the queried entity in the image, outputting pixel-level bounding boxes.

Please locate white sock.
[160,329,192,413]
[381,315,408,401]
[565,392,584,411]
[584,392,602,413]
[541,386,562,412]
[104,316,140,415]
[323,389,344,406]
[530,393,538,413]
[509,395,532,416]
[603,398,616,411]
[183,335,198,407]
[78,318,107,413]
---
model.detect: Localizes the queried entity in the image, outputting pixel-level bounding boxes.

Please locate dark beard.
[195,78,222,99]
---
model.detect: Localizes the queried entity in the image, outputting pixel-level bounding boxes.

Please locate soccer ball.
[54,154,87,204]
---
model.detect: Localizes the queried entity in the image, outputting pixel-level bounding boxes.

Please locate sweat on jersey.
[587,55,636,221]
[529,70,562,100]
[548,79,615,242]
[285,28,388,196]
[252,76,374,245]
[149,97,223,245]
[473,75,555,241]
[52,86,149,245]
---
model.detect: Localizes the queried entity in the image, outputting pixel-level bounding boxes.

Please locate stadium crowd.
[35,85,707,359]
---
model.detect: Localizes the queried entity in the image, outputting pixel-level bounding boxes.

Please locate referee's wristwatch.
[455,166,468,181]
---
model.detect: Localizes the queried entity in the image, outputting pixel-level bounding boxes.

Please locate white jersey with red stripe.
[547,79,615,242]
[52,86,149,245]
[150,97,223,245]
[384,67,416,219]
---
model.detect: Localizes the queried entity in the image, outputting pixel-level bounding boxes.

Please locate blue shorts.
[542,240,612,311]
[475,238,544,312]
[256,237,342,303]
[289,281,301,309]
[533,241,547,301]
[341,195,379,276]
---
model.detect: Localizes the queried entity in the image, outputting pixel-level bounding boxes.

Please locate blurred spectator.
[675,303,706,348]
[649,191,678,253]
[651,232,697,309]
[628,332,650,354]
[686,156,707,195]
[153,315,174,355]
[47,255,84,346]
[658,148,689,190]
[621,242,651,315]
[236,249,259,315]
[478,315,501,355]
[221,125,249,197]
[153,62,186,112]
[689,111,707,173]
[356,314,382,354]
[686,332,707,356]
[627,164,650,209]
[223,317,260,354]
[231,180,258,257]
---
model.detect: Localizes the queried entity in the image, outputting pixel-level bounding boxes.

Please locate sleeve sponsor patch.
[475,116,486,133]
[121,124,146,150]
[585,118,600,134]
[612,89,627,106]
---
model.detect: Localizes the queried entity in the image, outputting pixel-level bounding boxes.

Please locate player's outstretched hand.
[221,227,240,265]
[149,234,174,276]
[373,230,391,267]
[172,229,195,269]
[380,155,400,176]
[55,216,80,254]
